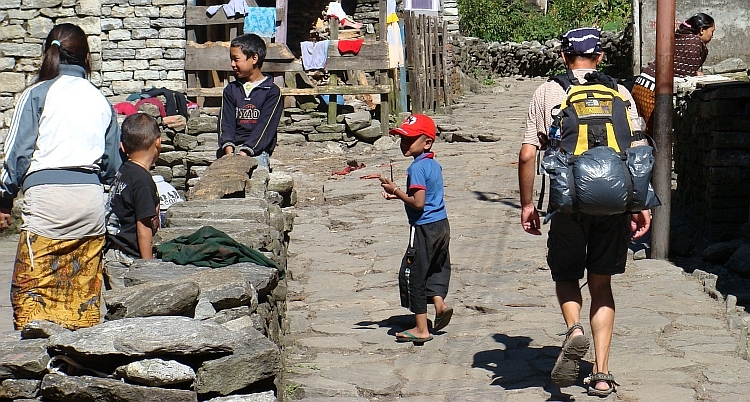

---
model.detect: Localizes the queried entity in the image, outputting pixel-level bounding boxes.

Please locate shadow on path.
[473,334,591,401]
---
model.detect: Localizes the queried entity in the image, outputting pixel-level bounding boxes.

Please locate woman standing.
[632,13,715,133]
[0,24,121,330]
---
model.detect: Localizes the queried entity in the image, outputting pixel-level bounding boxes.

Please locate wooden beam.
[186,5,283,26]
[187,85,391,99]
[185,41,296,71]
[326,41,390,70]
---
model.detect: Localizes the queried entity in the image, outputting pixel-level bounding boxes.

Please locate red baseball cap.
[389,114,436,140]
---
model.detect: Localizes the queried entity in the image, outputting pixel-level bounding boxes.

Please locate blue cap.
[561,28,602,55]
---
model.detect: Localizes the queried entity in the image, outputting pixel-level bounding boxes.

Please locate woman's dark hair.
[36,23,91,83]
[677,13,714,35]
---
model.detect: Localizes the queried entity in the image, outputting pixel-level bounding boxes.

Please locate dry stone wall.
[451,28,634,79]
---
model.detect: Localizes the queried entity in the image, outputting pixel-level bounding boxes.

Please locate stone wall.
[673,81,750,242]
[451,28,634,80]
[99,0,186,96]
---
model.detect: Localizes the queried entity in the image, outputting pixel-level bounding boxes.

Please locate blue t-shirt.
[405,152,448,225]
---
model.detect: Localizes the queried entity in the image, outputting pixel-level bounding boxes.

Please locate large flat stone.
[194,336,281,395]
[40,374,198,402]
[115,358,196,386]
[206,391,277,401]
[104,280,200,319]
[0,339,49,380]
[47,317,233,358]
[188,154,257,200]
[123,261,279,299]
[20,320,70,339]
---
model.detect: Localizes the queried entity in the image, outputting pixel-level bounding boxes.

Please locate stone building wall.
[673,81,750,242]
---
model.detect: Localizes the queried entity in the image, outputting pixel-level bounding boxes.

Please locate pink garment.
[113,102,138,116]
[135,98,166,117]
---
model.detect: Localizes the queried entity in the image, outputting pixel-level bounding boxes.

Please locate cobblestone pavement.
[276,78,750,401]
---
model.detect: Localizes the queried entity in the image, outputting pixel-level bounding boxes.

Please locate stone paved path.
[276,78,750,401]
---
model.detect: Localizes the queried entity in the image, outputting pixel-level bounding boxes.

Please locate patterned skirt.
[631,83,656,134]
[11,231,104,330]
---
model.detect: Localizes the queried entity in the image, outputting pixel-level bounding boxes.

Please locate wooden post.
[651,0,675,259]
[327,22,339,124]
[398,19,408,113]
[379,0,389,135]
[274,0,288,87]
[404,13,418,113]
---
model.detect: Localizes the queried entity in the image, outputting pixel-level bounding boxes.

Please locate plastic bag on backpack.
[541,146,660,221]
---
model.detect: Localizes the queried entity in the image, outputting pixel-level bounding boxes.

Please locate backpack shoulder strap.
[549,69,581,92]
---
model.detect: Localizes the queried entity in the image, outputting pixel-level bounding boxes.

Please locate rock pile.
[451,29,634,79]
[0,155,295,401]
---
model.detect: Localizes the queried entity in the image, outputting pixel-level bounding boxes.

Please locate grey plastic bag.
[541,145,660,221]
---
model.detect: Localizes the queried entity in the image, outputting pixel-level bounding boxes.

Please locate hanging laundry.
[337,38,364,55]
[243,7,277,37]
[206,0,248,17]
[386,0,404,68]
[326,2,363,29]
[300,40,330,70]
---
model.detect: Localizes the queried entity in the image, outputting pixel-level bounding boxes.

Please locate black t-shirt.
[105,161,160,257]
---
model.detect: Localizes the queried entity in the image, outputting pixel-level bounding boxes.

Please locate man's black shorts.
[547,212,631,281]
[399,219,451,314]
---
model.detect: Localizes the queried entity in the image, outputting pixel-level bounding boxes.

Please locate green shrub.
[458,0,632,43]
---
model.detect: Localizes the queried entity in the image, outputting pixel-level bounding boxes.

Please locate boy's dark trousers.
[399,218,451,314]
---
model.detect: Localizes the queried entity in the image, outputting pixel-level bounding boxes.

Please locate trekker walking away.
[518,28,652,396]
[379,114,453,343]
[632,13,715,134]
[218,33,283,170]
[0,24,121,330]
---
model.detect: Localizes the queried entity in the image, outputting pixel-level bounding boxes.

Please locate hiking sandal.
[584,372,619,397]
[551,323,590,387]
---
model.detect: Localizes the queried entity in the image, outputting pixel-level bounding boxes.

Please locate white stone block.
[148,59,183,69]
[132,28,159,39]
[163,48,184,59]
[145,39,184,48]
[158,27,184,39]
[111,6,134,18]
[112,80,145,95]
[0,57,15,71]
[124,59,149,70]
[75,0,100,16]
[39,7,73,17]
[134,70,161,80]
[145,80,185,92]
[0,24,26,41]
[21,0,61,10]
[118,39,146,49]
[159,5,184,18]
[87,35,102,52]
[109,29,131,41]
[166,70,183,80]
[7,9,37,19]
[57,16,100,34]
[100,18,123,30]
[101,60,124,72]
[134,6,159,17]
[151,18,183,28]
[123,16,150,29]
[135,48,163,59]
[0,43,41,57]
[0,72,25,92]
[0,0,20,10]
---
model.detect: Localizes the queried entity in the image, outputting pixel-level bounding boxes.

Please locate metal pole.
[651,0,675,259]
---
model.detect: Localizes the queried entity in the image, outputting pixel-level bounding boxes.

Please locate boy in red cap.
[380,114,452,343]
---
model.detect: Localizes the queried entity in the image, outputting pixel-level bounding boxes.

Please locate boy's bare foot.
[395,327,431,340]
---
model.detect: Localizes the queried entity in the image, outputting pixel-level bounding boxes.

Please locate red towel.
[113,102,138,116]
[338,39,364,55]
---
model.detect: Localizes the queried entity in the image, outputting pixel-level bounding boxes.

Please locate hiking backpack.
[540,70,660,220]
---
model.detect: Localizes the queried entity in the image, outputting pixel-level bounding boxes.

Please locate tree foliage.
[458,0,632,43]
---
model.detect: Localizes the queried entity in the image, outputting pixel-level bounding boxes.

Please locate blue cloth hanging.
[243,7,277,38]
